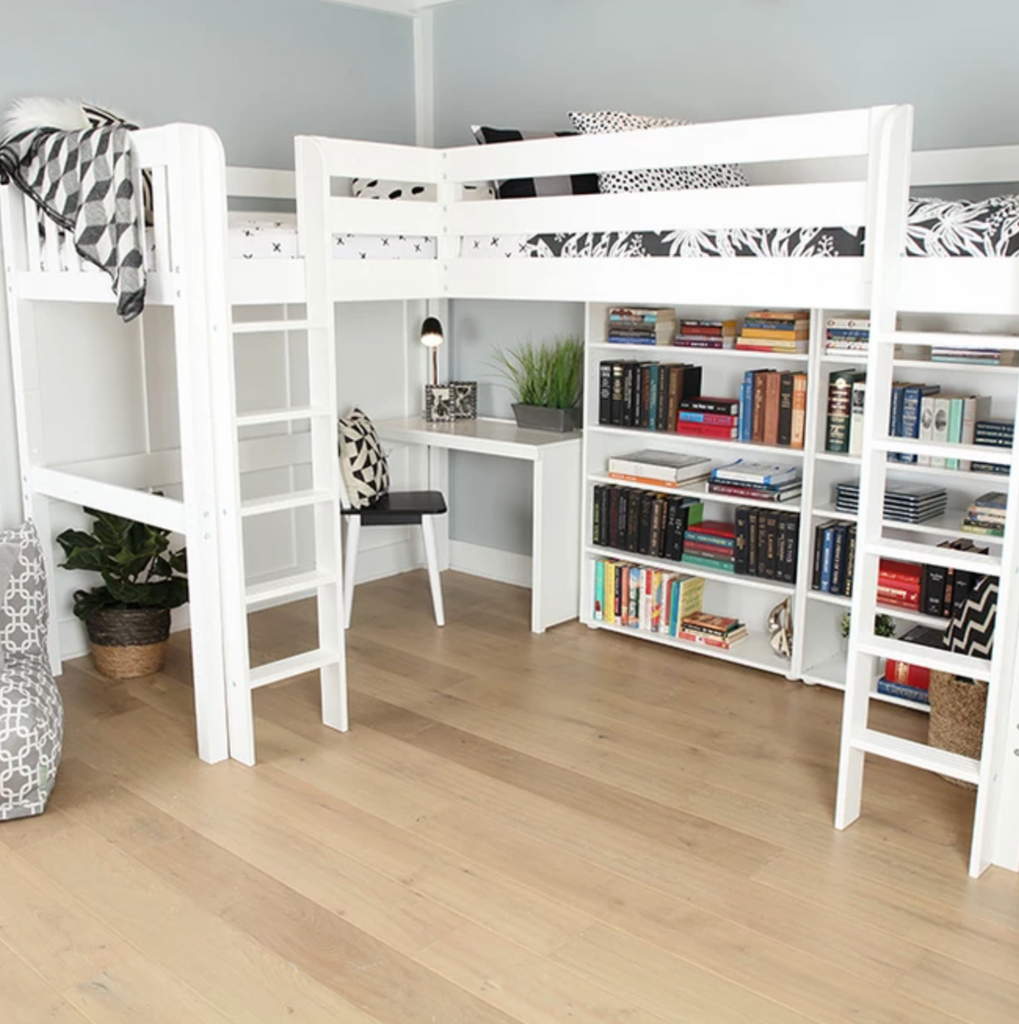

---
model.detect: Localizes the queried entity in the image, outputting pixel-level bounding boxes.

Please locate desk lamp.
[420,316,444,386]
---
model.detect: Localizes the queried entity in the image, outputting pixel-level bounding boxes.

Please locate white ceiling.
[316,0,468,16]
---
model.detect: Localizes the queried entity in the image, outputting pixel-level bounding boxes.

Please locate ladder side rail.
[295,136,348,735]
[835,105,915,829]
[1,187,61,672]
[164,126,230,765]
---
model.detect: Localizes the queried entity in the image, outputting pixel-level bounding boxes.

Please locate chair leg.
[420,514,445,627]
[343,515,360,629]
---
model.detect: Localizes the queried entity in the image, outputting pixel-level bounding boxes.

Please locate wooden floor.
[2,571,1018,1024]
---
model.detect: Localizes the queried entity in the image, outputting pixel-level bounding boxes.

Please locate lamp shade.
[420,316,444,348]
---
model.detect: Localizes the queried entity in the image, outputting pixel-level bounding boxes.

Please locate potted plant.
[56,508,188,679]
[491,333,583,432]
[840,611,896,652]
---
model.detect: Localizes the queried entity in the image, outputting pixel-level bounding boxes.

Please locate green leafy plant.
[840,612,896,639]
[490,334,583,410]
[56,508,188,621]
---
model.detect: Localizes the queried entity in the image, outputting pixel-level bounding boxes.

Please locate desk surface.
[375,416,582,460]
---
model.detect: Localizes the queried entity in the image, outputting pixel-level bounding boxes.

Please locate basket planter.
[511,403,581,433]
[85,607,171,679]
[928,671,988,789]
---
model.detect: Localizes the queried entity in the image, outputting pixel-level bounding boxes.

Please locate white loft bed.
[295,103,1019,874]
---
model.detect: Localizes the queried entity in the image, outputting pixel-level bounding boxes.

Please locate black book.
[592,485,604,546]
[680,394,737,415]
[763,511,779,579]
[777,373,795,447]
[636,491,653,554]
[655,363,670,431]
[664,497,687,562]
[775,513,788,578]
[618,489,630,551]
[648,498,666,557]
[843,524,856,597]
[607,487,621,547]
[748,508,760,577]
[782,511,800,583]
[924,563,947,617]
[830,523,848,595]
[734,506,750,576]
[663,499,680,562]
[610,362,626,425]
[812,520,835,590]
[621,363,637,428]
[598,362,613,424]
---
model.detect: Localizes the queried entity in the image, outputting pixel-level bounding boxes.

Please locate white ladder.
[835,111,1019,874]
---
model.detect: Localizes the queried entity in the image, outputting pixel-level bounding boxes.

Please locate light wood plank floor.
[2,570,1018,1024]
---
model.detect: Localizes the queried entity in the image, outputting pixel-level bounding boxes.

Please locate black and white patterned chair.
[338,408,447,628]
[0,521,62,821]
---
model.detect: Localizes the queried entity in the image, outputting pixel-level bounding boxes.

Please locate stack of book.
[834,482,948,523]
[676,396,740,439]
[673,319,737,350]
[877,558,923,611]
[598,360,703,430]
[606,307,676,346]
[605,449,714,488]
[913,390,990,468]
[930,344,1018,366]
[972,419,1013,474]
[824,317,870,354]
[678,611,747,649]
[735,310,810,354]
[919,539,990,618]
[961,491,1007,536]
[738,369,807,447]
[682,521,736,573]
[877,658,931,706]
[593,560,705,636]
[709,460,802,503]
[734,507,800,581]
[591,484,704,561]
[811,521,857,595]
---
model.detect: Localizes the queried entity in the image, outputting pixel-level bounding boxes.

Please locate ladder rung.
[856,635,993,681]
[852,728,981,784]
[873,438,1013,466]
[245,570,337,606]
[875,329,1019,351]
[249,648,341,690]
[864,538,1001,574]
[241,489,334,517]
[236,405,330,428]
[232,319,312,335]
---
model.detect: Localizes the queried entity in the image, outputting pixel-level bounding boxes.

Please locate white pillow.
[337,408,389,510]
[567,111,748,193]
[350,179,494,202]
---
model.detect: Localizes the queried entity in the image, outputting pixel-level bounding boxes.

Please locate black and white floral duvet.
[467,194,1019,259]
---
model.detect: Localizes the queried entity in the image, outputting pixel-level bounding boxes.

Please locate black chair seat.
[344,490,448,526]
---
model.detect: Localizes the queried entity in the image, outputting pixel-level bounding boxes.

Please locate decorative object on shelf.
[928,671,987,789]
[767,597,793,658]
[424,384,455,423]
[492,333,583,432]
[840,611,896,640]
[56,508,188,679]
[1,520,63,821]
[420,315,444,387]
[450,381,478,420]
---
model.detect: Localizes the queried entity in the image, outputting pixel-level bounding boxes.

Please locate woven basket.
[928,670,988,789]
[85,607,171,679]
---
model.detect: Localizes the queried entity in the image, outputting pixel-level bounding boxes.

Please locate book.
[849,377,866,457]
[876,679,931,706]
[607,450,715,485]
[712,460,800,486]
[790,373,808,450]
[825,369,862,453]
[884,659,931,690]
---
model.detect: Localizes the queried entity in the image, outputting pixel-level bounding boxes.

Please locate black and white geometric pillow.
[351,178,495,202]
[338,408,390,510]
[471,125,600,199]
[946,574,997,660]
[567,111,748,193]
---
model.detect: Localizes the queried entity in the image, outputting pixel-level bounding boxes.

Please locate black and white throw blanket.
[0,125,145,320]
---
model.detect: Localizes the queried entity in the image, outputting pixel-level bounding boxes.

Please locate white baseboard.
[449,540,531,589]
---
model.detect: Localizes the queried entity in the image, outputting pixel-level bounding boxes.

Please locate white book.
[918,395,936,466]
[849,379,866,457]
[930,396,952,467]
[960,395,992,470]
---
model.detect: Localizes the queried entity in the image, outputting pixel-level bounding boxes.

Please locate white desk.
[374,416,582,633]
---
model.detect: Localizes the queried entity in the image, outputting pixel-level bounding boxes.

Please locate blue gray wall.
[0,0,414,529]
[434,0,1019,555]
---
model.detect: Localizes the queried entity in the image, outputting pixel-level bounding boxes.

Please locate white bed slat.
[23,194,42,272]
[329,195,441,237]
[443,107,888,184]
[299,135,443,184]
[226,167,296,200]
[445,181,868,236]
[41,214,61,273]
[153,164,171,275]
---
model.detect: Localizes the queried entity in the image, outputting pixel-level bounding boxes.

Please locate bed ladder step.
[851,729,981,784]
[873,437,1013,465]
[245,571,337,606]
[875,329,1019,351]
[232,319,312,334]
[235,405,331,428]
[863,537,1002,574]
[248,648,342,690]
[240,489,334,516]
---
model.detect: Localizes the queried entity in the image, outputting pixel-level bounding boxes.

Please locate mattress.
[231,216,437,260]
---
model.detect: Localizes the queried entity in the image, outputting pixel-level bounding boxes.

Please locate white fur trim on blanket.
[1,98,138,143]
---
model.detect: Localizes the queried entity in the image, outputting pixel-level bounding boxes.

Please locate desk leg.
[531,443,582,633]
[428,445,450,571]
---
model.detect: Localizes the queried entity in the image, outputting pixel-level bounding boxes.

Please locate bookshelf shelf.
[815,451,861,465]
[590,342,809,362]
[801,655,931,713]
[587,424,806,458]
[588,474,802,513]
[893,358,1019,376]
[805,589,950,629]
[590,619,793,677]
[811,505,1006,545]
[585,545,796,595]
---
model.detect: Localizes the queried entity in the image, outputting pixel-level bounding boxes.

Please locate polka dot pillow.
[567,111,748,193]
[351,179,495,202]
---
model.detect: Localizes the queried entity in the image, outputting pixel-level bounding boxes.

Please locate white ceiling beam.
[316,0,468,17]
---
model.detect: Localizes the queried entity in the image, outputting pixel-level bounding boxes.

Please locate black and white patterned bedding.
[470,194,1019,259]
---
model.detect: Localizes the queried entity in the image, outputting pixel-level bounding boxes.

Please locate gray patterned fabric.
[0,521,62,821]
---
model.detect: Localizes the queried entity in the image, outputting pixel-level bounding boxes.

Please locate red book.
[884,660,931,690]
[877,594,921,611]
[677,412,738,427]
[676,423,739,439]
[692,520,736,538]
[878,559,923,584]
[684,540,735,558]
